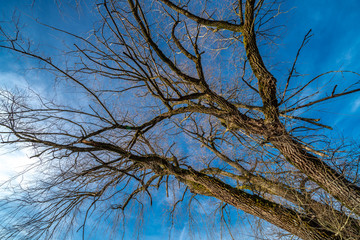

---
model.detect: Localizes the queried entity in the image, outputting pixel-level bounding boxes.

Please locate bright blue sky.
[1,0,360,239]
[275,0,360,136]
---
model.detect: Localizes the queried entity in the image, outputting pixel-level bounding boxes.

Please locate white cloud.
[0,148,35,186]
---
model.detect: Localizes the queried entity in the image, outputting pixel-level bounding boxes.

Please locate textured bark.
[271,134,360,216]
[144,157,341,239]
[177,168,342,240]
[243,0,279,124]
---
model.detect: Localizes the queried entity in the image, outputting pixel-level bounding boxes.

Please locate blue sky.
[1,0,360,239]
[275,0,360,135]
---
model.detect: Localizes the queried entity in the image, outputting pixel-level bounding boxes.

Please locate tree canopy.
[1,0,360,239]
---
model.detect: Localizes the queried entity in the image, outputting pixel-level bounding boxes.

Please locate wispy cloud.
[0,72,29,89]
[351,97,360,113]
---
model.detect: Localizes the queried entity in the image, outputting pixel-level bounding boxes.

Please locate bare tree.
[1,0,360,239]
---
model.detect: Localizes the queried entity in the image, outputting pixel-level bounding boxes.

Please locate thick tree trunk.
[242,0,360,216]
[271,134,360,215]
[183,169,342,240]
[144,156,342,240]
